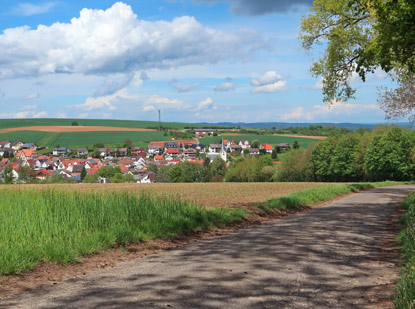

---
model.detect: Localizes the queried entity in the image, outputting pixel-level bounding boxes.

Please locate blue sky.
[0,0,397,123]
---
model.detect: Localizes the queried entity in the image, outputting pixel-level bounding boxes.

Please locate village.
[0,129,290,184]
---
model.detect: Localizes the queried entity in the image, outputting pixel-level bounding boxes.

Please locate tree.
[71,121,79,126]
[209,158,227,181]
[123,173,136,183]
[251,140,260,148]
[93,142,105,149]
[271,149,278,160]
[365,127,413,181]
[80,166,87,181]
[3,165,14,184]
[293,141,300,150]
[83,174,98,183]
[123,138,133,148]
[300,0,415,106]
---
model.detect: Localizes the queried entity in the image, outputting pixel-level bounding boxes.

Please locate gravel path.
[2,185,414,309]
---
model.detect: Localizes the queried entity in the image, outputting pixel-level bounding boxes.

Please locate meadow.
[200,134,320,148]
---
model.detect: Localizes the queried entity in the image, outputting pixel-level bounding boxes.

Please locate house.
[117,158,134,167]
[223,139,236,150]
[115,148,128,157]
[131,147,145,155]
[208,144,222,153]
[154,155,164,161]
[133,172,157,183]
[98,148,111,157]
[53,147,71,156]
[165,148,179,160]
[22,143,38,150]
[195,144,206,152]
[10,140,23,151]
[1,164,19,182]
[16,149,38,160]
[133,157,147,169]
[77,149,89,157]
[194,129,215,135]
[36,169,53,180]
[276,143,291,152]
[239,140,251,149]
[148,144,163,155]
[260,143,273,154]
[0,141,11,148]
[165,142,179,151]
[246,148,260,155]
[183,148,197,158]
[0,148,14,157]
[230,144,242,152]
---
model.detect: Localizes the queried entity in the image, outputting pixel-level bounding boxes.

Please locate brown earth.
[273,134,327,140]
[0,126,157,133]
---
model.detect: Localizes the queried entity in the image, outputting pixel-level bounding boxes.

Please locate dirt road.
[2,185,414,308]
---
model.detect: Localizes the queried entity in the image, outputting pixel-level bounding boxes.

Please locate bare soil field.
[8,182,329,208]
[0,126,157,133]
[273,134,327,140]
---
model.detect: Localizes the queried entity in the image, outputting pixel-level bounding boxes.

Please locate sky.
[0,0,399,124]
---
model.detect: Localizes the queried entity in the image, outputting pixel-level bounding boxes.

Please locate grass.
[200,134,319,148]
[0,188,246,275]
[259,181,404,211]
[0,131,168,148]
[395,193,415,308]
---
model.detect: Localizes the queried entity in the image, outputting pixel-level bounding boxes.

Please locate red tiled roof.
[16,149,37,157]
[167,148,179,154]
[261,143,273,150]
[36,169,53,176]
[154,155,164,160]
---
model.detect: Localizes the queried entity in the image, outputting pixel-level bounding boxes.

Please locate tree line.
[275,126,415,182]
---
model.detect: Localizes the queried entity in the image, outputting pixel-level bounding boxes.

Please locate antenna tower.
[158,109,161,131]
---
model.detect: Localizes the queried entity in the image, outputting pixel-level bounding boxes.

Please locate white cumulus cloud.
[251,71,287,93]
[196,97,213,110]
[75,88,139,111]
[0,2,260,79]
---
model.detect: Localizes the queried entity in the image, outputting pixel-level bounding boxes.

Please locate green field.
[0,131,169,148]
[200,134,320,148]
[0,118,211,130]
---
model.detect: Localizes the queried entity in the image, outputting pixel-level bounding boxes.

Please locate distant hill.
[198,122,413,130]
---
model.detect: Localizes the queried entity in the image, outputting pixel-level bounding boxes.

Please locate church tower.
[220,137,227,162]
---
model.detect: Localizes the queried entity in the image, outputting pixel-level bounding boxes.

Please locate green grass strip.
[395,193,415,308]
[260,181,405,211]
[0,189,247,275]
